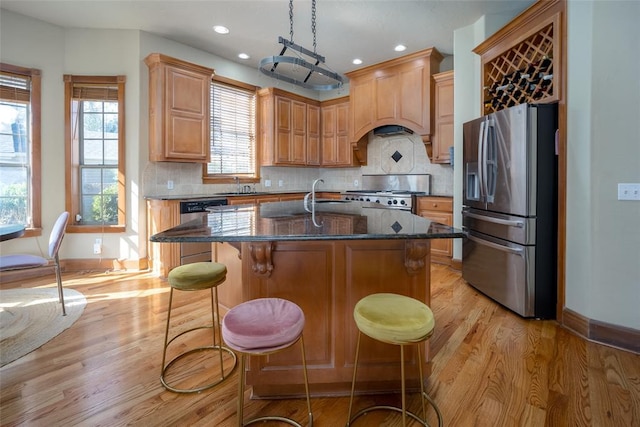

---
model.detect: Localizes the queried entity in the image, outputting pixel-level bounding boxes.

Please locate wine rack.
[482,23,556,114]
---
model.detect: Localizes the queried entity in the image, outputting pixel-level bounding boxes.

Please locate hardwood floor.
[1,265,638,426]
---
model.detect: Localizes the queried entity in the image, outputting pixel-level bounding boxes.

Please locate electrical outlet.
[167,180,174,190]
[354,179,359,187]
[265,179,271,187]
[94,238,102,254]
[617,183,640,201]
[278,179,284,187]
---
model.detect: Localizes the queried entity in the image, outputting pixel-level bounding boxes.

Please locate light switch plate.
[617,183,640,200]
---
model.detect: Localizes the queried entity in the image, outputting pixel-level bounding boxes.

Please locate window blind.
[208,81,256,175]
[0,72,31,102]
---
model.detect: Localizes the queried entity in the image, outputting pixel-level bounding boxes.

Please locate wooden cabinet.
[432,70,454,164]
[417,196,453,264]
[145,53,213,162]
[258,88,321,166]
[473,0,564,114]
[222,239,432,397]
[320,97,354,167]
[147,199,181,277]
[345,47,443,144]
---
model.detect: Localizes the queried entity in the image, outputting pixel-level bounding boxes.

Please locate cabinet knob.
[433,203,438,208]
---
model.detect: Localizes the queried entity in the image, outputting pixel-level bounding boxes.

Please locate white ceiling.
[1,0,535,77]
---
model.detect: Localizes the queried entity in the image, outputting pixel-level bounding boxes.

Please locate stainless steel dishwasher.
[179,198,228,265]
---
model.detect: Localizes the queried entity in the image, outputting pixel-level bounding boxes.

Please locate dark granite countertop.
[150,200,465,243]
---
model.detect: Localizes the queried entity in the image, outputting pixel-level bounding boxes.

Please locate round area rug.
[0,287,86,367]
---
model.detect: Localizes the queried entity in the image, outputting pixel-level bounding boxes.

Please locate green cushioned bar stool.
[161,262,237,393]
[346,293,443,427]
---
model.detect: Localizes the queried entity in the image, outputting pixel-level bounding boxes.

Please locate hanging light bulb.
[259,0,345,91]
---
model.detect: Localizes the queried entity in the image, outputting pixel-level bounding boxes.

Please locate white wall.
[452,14,519,261]
[565,0,640,328]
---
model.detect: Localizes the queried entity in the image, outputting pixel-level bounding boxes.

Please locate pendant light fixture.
[259,0,344,91]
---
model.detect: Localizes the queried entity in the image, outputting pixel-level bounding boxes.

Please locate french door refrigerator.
[462,103,558,318]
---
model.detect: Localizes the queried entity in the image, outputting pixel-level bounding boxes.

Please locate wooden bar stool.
[161,262,237,393]
[346,293,443,427]
[222,297,313,427]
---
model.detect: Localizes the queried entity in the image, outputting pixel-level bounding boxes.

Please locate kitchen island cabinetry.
[417,196,453,264]
[432,70,454,164]
[151,201,463,397]
[145,54,213,162]
[346,48,443,144]
[258,88,320,166]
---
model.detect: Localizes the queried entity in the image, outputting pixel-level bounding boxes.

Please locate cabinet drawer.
[417,197,452,213]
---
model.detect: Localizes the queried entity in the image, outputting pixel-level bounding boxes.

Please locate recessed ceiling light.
[394,44,407,52]
[352,58,363,65]
[213,25,229,34]
[238,53,250,60]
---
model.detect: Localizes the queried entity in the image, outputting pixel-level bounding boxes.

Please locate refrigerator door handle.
[468,234,524,257]
[464,211,525,228]
[477,120,486,201]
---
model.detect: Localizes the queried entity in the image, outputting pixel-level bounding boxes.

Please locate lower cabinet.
[417,196,453,264]
[216,239,432,397]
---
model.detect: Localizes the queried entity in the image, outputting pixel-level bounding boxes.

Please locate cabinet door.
[291,100,307,165]
[321,105,337,165]
[432,71,454,164]
[146,54,212,162]
[306,104,321,166]
[335,102,352,166]
[275,96,292,164]
[419,210,453,259]
[375,73,398,121]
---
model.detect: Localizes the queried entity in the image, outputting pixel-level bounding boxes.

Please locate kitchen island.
[150,200,464,398]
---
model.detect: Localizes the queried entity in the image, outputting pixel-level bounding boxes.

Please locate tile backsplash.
[143,133,453,197]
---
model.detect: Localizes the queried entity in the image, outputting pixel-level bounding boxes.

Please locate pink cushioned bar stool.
[161,262,237,393]
[346,293,443,427]
[222,298,313,427]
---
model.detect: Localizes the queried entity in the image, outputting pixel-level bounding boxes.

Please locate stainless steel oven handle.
[464,211,524,228]
[467,234,524,256]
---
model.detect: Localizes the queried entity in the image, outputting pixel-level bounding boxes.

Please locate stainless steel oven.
[179,198,227,264]
[340,174,430,213]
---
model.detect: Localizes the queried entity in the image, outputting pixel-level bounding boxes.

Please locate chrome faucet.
[304,179,324,229]
[311,178,324,204]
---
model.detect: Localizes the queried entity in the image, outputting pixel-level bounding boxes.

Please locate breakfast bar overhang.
[150,200,464,398]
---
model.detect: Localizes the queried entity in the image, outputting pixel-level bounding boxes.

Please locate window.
[64,75,125,232]
[204,76,258,182]
[0,64,41,235]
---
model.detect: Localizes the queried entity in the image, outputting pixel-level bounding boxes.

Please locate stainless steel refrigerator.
[462,103,558,318]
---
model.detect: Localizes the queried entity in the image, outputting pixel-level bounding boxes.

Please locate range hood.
[373,125,414,137]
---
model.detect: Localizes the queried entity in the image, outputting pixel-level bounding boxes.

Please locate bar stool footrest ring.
[161,345,237,393]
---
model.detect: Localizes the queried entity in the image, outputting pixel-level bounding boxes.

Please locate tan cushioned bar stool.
[222,297,313,427]
[347,293,443,426]
[161,262,236,393]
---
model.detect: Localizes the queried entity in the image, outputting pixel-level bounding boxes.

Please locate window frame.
[63,74,126,233]
[0,63,42,237]
[202,75,260,184]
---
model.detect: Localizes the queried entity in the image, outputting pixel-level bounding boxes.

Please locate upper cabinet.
[432,70,454,164]
[345,47,443,144]
[473,0,564,115]
[145,53,213,162]
[258,88,320,167]
[320,97,355,167]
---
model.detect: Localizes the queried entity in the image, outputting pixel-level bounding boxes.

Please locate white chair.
[0,212,70,315]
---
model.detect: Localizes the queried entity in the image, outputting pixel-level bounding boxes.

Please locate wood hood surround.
[346,47,443,164]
